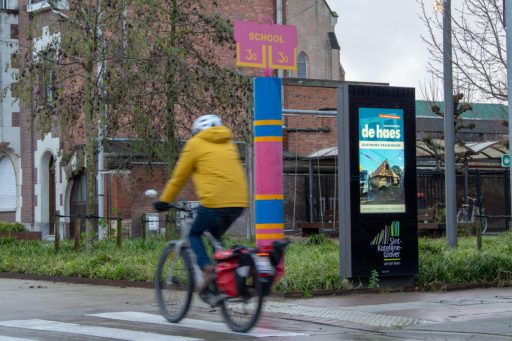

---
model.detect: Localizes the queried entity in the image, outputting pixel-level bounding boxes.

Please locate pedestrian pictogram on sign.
[234,21,297,73]
[502,154,510,167]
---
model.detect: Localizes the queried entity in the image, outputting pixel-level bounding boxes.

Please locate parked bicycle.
[154,203,288,333]
[457,196,488,233]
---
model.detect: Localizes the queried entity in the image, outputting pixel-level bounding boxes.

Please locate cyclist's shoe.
[199,288,227,307]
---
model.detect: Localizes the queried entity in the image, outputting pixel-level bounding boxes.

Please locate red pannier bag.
[214,250,239,297]
[273,259,284,285]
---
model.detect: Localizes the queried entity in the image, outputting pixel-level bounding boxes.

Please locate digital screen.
[359,108,405,213]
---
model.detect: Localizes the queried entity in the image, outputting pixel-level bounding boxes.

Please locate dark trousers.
[189,206,244,269]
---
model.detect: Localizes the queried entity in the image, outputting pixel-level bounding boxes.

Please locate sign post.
[234,20,297,247]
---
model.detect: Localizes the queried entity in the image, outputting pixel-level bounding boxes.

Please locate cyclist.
[153,114,249,305]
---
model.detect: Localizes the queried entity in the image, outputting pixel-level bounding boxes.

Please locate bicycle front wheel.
[155,243,194,323]
[220,256,264,333]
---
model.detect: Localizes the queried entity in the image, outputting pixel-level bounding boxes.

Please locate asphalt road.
[2,278,512,340]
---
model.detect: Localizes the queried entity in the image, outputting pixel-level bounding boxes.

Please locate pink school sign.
[234,21,297,71]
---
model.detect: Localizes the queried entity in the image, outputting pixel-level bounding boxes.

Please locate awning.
[306,140,509,162]
[416,139,508,161]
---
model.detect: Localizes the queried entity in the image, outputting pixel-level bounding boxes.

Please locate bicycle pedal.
[199,289,226,307]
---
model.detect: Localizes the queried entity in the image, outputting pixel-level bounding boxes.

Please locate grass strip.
[2,232,512,295]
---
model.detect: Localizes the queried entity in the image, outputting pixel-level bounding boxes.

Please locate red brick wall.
[216,0,277,78]
[0,212,16,222]
[219,0,276,29]
[283,83,338,156]
[283,175,307,227]
[286,0,340,80]
[18,0,35,225]
[107,165,198,235]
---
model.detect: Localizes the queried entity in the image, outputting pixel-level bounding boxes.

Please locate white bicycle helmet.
[191,114,223,135]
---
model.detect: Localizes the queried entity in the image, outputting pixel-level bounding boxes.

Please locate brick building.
[0,0,344,238]
[0,0,20,222]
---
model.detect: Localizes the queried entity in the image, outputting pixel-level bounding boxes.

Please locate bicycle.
[154,203,288,333]
[457,196,488,233]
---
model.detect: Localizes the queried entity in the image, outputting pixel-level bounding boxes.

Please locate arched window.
[297,52,308,78]
[0,156,16,211]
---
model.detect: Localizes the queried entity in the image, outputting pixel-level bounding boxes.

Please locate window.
[0,0,7,9]
[39,50,57,103]
[10,83,19,98]
[44,70,55,102]
[10,53,19,68]
[10,24,18,40]
[11,112,20,127]
[0,156,16,211]
[27,0,51,13]
[297,52,308,78]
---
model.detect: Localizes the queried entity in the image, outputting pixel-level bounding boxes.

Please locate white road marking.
[0,337,37,341]
[88,311,308,338]
[0,319,202,341]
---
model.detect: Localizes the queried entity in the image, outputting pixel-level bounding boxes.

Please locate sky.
[325,0,435,96]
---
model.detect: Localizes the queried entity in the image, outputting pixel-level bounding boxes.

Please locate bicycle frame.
[174,211,227,291]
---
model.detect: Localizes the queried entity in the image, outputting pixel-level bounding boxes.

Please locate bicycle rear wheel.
[155,243,194,323]
[220,256,264,333]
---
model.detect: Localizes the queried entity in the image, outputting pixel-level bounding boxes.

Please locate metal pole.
[443,0,457,247]
[308,160,314,222]
[96,0,106,240]
[506,0,512,229]
[337,85,352,278]
[276,0,283,78]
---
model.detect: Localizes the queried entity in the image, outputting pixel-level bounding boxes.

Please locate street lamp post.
[506,0,512,227]
[436,0,457,247]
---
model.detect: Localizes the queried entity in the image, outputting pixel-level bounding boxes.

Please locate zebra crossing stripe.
[88,311,308,337]
[0,319,202,341]
[0,336,37,341]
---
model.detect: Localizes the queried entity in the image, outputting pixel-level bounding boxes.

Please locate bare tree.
[418,0,507,102]
[419,80,475,166]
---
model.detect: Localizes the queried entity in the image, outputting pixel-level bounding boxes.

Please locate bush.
[0,221,26,233]
[307,233,329,245]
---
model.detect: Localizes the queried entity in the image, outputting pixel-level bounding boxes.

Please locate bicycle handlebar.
[164,203,195,213]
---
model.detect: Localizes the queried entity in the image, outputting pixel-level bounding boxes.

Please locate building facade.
[0,0,20,222]
[1,0,344,238]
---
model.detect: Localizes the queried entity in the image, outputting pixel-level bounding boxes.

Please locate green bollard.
[141,213,146,242]
[74,213,81,251]
[117,214,122,248]
[54,210,60,254]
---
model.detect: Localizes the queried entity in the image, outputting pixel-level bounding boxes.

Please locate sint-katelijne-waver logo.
[370,220,402,265]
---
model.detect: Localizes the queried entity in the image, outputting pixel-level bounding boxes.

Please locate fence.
[50,211,182,253]
[417,169,511,231]
[284,169,512,232]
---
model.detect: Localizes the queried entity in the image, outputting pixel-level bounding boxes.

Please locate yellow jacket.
[160,126,249,208]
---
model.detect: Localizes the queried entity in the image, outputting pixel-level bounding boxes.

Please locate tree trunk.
[164,0,179,234]
[166,0,178,177]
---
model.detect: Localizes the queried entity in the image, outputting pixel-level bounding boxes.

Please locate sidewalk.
[264,287,512,339]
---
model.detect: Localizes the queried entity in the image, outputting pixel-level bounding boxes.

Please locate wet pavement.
[1,278,512,340]
[266,288,512,339]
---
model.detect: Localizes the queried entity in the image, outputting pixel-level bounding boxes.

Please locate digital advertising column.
[253,77,284,247]
[338,85,418,281]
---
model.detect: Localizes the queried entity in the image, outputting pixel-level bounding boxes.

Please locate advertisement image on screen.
[359,108,405,213]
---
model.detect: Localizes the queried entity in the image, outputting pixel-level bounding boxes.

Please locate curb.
[1,272,508,297]
[0,272,153,289]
